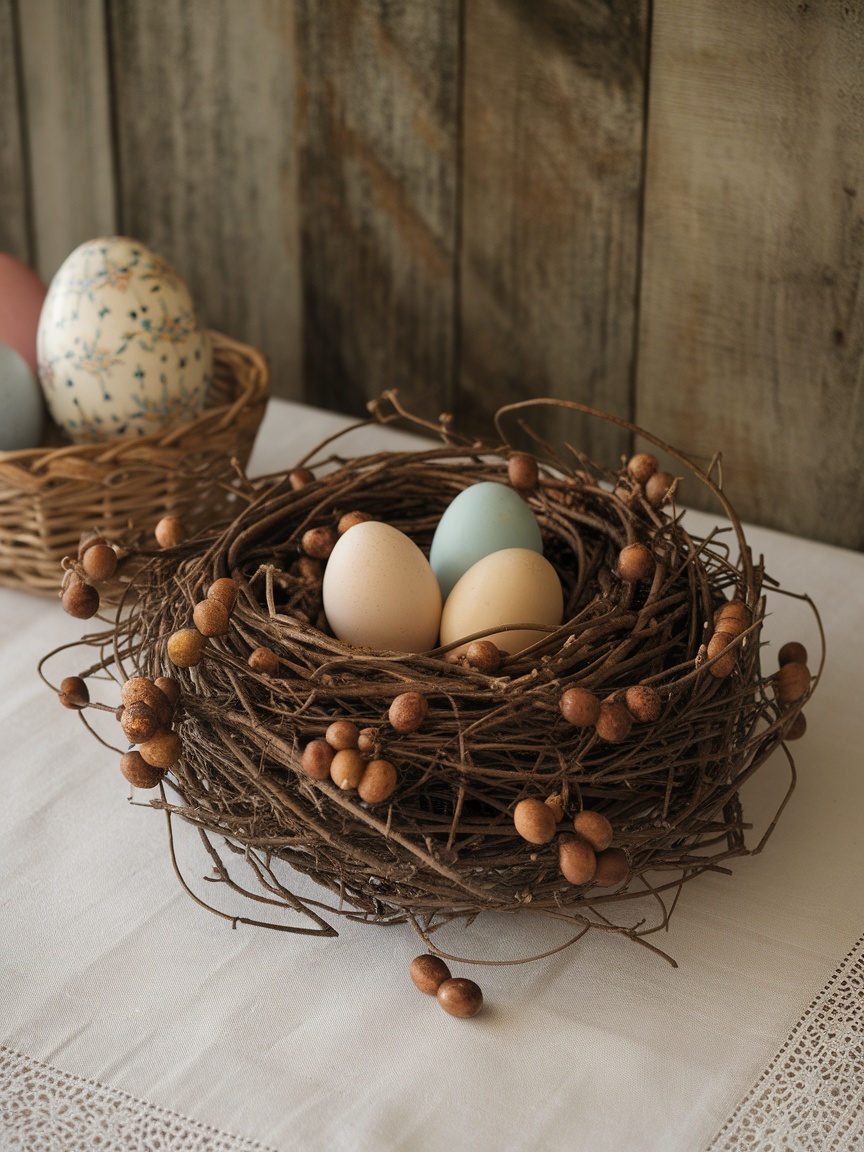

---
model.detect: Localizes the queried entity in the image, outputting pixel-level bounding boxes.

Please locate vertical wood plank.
[458,0,649,460]
[16,0,116,280]
[109,0,302,398]
[295,0,460,417]
[637,1,864,550]
[0,0,31,262]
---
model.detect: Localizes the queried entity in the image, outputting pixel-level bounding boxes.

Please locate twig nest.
[627,452,658,484]
[559,686,600,727]
[513,798,557,844]
[58,675,89,709]
[617,543,655,583]
[573,810,613,852]
[507,451,539,490]
[358,759,398,804]
[81,542,117,582]
[120,750,164,790]
[167,628,206,668]
[61,576,99,619]
[389,691,428,733]
[645,470,676,508]
[155,515,184,549]
[193,598,230,637]
[595,700,633,742]
[778,641,808,667]
[559,834,597,886]
[139,731,182,769]
[248,646,278,675]
[302,740,335,780]
[592,847,629,888]
[625,685,662,723]
[330,749,366,790]
[465,640,501,674]
[437,977,483,1018]
[776,661,811,703]
[410,954,451,995]
[326,720,360,750]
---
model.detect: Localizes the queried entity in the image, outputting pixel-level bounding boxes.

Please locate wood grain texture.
[457,0,649,460]
[0,0,31,261]
[295,0,460,417]
[108,0,302,398]
[637,1,864,549]
[16,0,116,280]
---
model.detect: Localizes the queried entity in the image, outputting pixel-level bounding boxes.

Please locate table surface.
[2,398,863,1152]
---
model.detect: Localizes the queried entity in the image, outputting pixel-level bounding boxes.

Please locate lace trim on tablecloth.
[0,1045,277,1152]
[706,931,864,1151]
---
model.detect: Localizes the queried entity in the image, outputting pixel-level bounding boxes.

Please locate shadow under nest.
[57,397,819,965]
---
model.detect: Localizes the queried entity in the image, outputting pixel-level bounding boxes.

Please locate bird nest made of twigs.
[44,394,822,968]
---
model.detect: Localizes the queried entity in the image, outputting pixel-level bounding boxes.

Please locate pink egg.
[0,253,47,375]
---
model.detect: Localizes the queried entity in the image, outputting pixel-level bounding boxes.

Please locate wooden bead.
[301,739,335,780]
[61,578,99,619]
[358,759,398,804]
[573,810,613,852]
[592,846,629,888]
[776,661,811,703]
[120,701,160,744]
[139,730,182,769]
[507,452,539,490]
[77,529,106,558]
[625,685,662,723]
[58,675,89,709]
[357,727,378,754]
[778,641,808,667]
[714,600,751,638]
[410,954,451,995]
[645,470,676,508]
[544,793,565,823]
[167,628,206,668]
[120,750,164,789]
[337,510,374,535]
[81,543,117,582]
[326,719,360,750]
[121,677,162,708]
[559,834,597,885]
[289,467,315,490]
[389,691,428,733]
[248,646,278,674]
[595,700,632,742]
[465,640,501,674]
[786,711,807,740]
[208,577,239,611]
[330,749,366,790]
[294,556,324,583]
[154,676,181,710]
[627,452,658,484]
[302,526,337,560]
[437,977,483,1018]
[513,798,557,844]
[559,686,600,727]
[707,632,737,678]
[193,598,230,637]
[154,515,184,549]
[617,543,655,583]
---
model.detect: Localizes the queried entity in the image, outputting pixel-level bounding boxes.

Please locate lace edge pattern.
[0,1045,278,1152]
[706,931,864,1152]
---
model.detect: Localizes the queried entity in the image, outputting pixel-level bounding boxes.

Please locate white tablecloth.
[2,399,863,1151]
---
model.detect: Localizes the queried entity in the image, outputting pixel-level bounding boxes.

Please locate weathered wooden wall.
[2,0,864,549]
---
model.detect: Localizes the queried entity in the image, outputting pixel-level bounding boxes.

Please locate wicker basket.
[0,331,269,595]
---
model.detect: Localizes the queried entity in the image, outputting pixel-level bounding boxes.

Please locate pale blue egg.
[0,340,44,450]
[430,481,543,600]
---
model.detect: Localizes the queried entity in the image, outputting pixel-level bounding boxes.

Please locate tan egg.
[357,759,398,804]
[410,954,451,995]
[389,692,428,733]
[513,798,557,845]
[595,700,632,742]
[193,598,229,637]
[776,661,811,703]
[559,834,597,885]
[437,978,483,1018]
[325,720,360,750]
[573,810,613,852]
[330,749,366,790]
[301,740,335,780]
[592,847,629,888]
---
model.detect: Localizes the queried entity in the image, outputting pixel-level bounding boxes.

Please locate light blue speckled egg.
[0,340,44,451]
[429,480,544,600]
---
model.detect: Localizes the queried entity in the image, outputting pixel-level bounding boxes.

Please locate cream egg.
[322,521,442,653]
[37,236,211,443]
[439,547,563,656]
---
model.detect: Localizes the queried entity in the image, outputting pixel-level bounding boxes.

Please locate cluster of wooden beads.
[705,599,752,679]
[115,674,183,788]
[559,682,662,745]
[775,641,811,738]
[59,529,120,619]
[512,798,629,890]
[621,451,677,509]
[166,575,240,670]
[409,954,483,1019]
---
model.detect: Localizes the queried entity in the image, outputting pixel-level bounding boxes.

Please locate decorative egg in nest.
[37,236,212,444]
[44,394,822,969]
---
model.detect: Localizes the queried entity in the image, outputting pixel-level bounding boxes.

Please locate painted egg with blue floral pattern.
[36,236,212,444]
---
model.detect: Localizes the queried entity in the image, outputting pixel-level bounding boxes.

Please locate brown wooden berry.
[625,685,662,723]
[437,977,483,1018]
[595,700,632,742]
[122,677,162,708]
[62,578,99,619]
[302,526,337,560]
[645,470,676,507]
[155,515,184,549]
[330,749,366,791]
[508,452,539,490]
[167,628,206,668]
[193,598,230,637]
[617,543,655,583]
[120,750,164,790]
[139,730,182,769]
[545,793,565,823]
[776,661,810,703]
[77,529,106,557]
[786,711,807,740]
[389,691,428,733]
[337,510,374,535]
[301,740,335,780]
[289,467,315,490]
[58,676,89,709]
[120,701,160,744]
[627,452,658,484]
[326,719,360,750]
[410,954,451,995]
[778,641,808,667]
[559,834,597,885]
[294,556,324,583]
[592,846,629,888]
[358,758,398,804]
[573,810,613,852]
[714,600,751,638]
[357,727,378,753]
[559,686,600,727]
[707,632,737,678]
[154,676,181,710]
[81,542,117,582]
[208,577,239,611]
[248,646,278,674]
[465,640,501,674]
[513,798,557,844]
